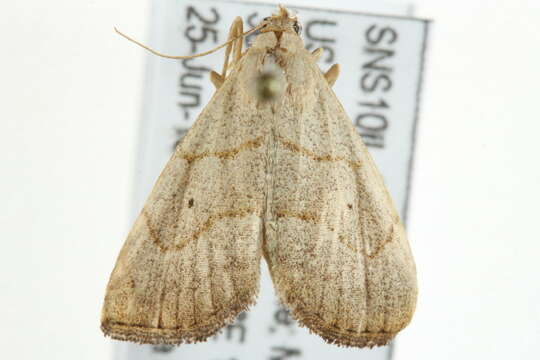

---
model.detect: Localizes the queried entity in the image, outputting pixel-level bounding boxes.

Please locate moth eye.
[293,21,302,35]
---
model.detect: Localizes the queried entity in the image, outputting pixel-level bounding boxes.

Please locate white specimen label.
[121,1,429,359]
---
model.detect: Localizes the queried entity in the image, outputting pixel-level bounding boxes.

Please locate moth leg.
[211,16,244,89]
[324,63,340,87]
[221,16,244,78]
[210,70,224,88]
[232,17,244,65]
[311,48,324,62]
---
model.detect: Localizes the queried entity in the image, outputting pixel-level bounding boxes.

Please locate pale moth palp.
[101,5,417,348]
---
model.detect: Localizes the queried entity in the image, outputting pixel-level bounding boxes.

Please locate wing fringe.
[101,290,258,345]
[273,280,395,348]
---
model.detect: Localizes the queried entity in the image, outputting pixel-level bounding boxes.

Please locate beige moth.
[101,5,417,348]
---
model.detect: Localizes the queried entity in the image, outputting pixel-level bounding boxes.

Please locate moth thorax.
[256,73,282,101]
[255,58,285,102]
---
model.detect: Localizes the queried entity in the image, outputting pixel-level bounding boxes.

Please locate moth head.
[259,5,302,36]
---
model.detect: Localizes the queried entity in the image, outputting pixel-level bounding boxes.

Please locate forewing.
[264,34,417,348]
[101,48,271,344]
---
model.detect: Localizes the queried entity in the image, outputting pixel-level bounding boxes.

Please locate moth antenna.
[114,24,264,60]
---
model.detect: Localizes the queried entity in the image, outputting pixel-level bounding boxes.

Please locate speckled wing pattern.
[101,29,417,348]
[262,33,417,348]
[100,44,272,344]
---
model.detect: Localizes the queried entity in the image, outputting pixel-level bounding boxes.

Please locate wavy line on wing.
[276,135,362,171]
[275,208,396,258]
[176,137,264,163]
[143,208,257,252]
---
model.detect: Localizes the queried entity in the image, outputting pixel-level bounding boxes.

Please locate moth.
[101,6,417,348]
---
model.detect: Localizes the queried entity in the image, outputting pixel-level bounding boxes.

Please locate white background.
[1,1,539,360]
